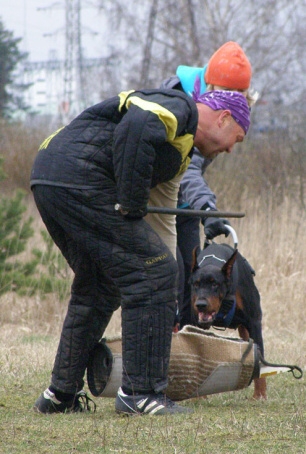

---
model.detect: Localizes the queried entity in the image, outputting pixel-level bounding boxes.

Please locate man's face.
[194,106,245,160]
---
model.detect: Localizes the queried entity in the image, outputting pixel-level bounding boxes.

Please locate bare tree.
[96,0,305,100]
[140,0,159,85]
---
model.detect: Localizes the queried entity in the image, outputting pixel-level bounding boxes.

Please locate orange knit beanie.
[205,41,252,90]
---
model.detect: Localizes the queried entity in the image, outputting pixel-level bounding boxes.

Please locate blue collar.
[214,298,236,327]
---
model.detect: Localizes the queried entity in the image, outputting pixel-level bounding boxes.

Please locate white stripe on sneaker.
[147,404,165,414]
[44,389,61,405]
[143,401,165,413]
[136,398,149,410]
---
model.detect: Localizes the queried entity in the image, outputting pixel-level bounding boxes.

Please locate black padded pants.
[32,185,177,394]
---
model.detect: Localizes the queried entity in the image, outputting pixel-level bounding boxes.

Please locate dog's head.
[189,244,238,329]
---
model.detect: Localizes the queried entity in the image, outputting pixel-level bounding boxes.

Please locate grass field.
[0,321,305,454]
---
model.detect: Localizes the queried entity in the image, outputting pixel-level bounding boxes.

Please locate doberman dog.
[189,241,267,399]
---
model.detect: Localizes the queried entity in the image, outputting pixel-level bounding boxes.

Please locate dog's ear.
[222,249,238,279]
[191,246,201,273]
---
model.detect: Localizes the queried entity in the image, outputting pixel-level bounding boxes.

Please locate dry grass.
[0,119,56,193]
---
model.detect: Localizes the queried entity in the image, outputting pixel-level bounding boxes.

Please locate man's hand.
[201,205,231,240]
[203,216,231,239]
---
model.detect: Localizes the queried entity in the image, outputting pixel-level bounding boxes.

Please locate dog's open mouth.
[197,311,216,328]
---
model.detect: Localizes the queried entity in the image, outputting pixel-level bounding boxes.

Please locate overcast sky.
[1,0,103,62]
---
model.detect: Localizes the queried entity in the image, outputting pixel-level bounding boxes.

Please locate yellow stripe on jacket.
[118,91,193,175]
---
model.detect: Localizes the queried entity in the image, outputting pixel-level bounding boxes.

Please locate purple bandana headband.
[192,77,250,134]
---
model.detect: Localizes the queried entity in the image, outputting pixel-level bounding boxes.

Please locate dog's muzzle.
[195,299,216,327]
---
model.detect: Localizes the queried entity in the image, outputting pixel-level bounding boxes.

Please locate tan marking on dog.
[235,289,244,310]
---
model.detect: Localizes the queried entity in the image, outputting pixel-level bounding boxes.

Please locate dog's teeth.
[198,313,211,322]
[198,312,217,324]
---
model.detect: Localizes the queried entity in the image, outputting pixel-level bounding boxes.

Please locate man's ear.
[217,110,232,129]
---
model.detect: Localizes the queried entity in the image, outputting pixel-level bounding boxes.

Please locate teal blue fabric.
[176,65,208,96]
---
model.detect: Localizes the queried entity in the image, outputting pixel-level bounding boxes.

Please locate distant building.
[19,54,120,121]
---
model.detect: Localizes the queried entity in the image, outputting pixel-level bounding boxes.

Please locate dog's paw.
[252,392,267,400]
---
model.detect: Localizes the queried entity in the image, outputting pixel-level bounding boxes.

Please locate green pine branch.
[0,167,71,299]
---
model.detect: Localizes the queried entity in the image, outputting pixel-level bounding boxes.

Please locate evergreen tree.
[0,168,35,294]
[0,19,30,118]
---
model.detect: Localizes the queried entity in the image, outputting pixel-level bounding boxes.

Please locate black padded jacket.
[30,89,198,213]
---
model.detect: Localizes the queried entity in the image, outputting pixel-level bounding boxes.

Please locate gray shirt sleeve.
[179,149,217,210]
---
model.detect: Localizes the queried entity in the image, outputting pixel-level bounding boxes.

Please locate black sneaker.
[33,388,96,414]
[115,387,193,416]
